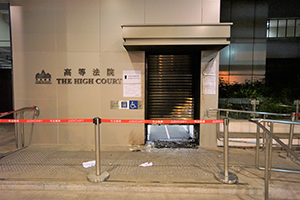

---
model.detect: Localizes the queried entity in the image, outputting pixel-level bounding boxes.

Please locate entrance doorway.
[145,54,200,146]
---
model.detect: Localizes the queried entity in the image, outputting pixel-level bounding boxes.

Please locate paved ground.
[0,190,265,200]
[0,123,300,199]
[0,144,299,200]
[0,190,263,200]
[0,123,15,154]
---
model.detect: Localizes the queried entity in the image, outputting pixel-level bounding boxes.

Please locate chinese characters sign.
[35,68,121,85]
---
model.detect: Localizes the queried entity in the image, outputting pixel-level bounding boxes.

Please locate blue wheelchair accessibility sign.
[129,100,138,109]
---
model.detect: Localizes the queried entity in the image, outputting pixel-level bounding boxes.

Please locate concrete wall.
[200,51,219,147]
[9,0,221,146]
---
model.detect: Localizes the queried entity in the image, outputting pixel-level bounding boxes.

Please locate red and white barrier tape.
[0,119,93,123]
[101,119,224,124]
[0,118,224,124]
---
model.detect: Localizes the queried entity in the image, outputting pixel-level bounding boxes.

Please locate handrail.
[206,108,299,199]
[0,106,39,150]
[252,118,300,126]
[249,118,300,161]
[206,108,292,144]
[206,108,291,118]
[249,118,300,200]
[0,106,39,118]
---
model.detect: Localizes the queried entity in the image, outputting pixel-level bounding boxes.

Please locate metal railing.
[15,106,39,149]
[206,108,292,141]
[206,108,291,118]
[249,118,300,200]
[206,108,298,167]
[0,106,39,149]
[206,108,300,199]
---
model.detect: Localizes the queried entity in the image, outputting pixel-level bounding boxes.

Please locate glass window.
[229,75,252,84]
[296,19,300,37]
[266,20,270,37]
[267,18,300,38]
[269,20,277,38]
[0,3,11,69]
[278,20,286,37]
[287,20,295,37]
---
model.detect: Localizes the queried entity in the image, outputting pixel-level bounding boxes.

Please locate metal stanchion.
[294,100,299,121]
[215,118,238,184]
[87,117,110,182]
[288,112,295,157]
[21,111,25,147]
[16,112,22,149]
[264,134,272,200]
[216,111,221,139]
[255,121,261,168]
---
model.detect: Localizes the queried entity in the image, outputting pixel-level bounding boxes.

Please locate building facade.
[1,0,231,147]
[220,0,300,92]
[219,0,268,84]
[265,0,300,97]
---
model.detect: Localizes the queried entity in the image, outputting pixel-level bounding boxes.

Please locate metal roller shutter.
[146,55,194,120]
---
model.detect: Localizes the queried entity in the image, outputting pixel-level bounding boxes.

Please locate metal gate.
[146,55,195,120]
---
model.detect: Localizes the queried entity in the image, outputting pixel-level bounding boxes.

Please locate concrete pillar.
[200,51,219,147]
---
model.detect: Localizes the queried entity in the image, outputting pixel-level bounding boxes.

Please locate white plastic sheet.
[139,162,153,167]
[82,160,95,168]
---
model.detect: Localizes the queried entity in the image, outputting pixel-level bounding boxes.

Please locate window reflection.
[296,19,300,37]
[267,18,300,38]
[287,20,295,37]
[0,3,11,69]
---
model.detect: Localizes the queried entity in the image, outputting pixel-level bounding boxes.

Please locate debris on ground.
[129,145,142,152]
[153,139,197,149]
[130,144,153,152]
[139,162,153,167]
[130,148,141,152]
[82,160,95,168]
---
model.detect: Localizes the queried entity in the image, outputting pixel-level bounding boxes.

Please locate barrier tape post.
[265,133,272,200]
[288,112,296,157]
[214,118,238,184]
[87,117,110,182]
[294,100,300,121]
[224,118,229,181]
[16,111,23,149]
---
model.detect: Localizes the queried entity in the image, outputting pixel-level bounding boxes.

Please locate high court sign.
[35,69,122,85]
